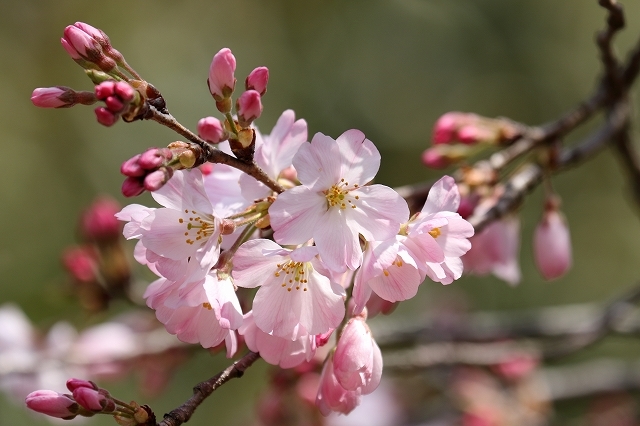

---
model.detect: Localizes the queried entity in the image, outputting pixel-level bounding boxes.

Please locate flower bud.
[72,22,125,64]
[245,66,269,96]
[533,202,572,280]
[197,116,227,144]
[236,90,263,127]
[421,147,452,169]
[208,48,236,101]
[138,148,171,170]
[120,154,144,177]
[62,246,98,283]
[81,197,121,241]
[121,177,145,197]
[66,378,99,392]
[73,387,115,413]
[94,107,118,127]
[143,168,173,191]
[433,112,467,144]
[26,390,79,419]
[31,87,73,108]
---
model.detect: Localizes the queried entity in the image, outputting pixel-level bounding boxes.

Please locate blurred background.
[2,0,640,424]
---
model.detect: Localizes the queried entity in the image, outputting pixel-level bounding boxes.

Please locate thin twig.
[156,351,261,426]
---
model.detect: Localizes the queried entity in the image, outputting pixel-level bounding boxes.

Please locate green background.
[2,1,640,424]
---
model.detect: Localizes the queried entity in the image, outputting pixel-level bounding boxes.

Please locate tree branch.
[156,352,261,426]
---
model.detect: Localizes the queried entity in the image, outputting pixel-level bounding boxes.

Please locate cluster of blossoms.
[116,104,474,414]
[29,21,475,420]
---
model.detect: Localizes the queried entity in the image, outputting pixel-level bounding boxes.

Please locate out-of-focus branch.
[156,351,260,426]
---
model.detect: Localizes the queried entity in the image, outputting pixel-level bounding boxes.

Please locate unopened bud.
[121,154,144,177]
[197,116,228,144]
[85,69,113,85]
[433,112,468,144]
[533,199,572,280]
[72,22,125,65]
[208,48,236,101]
[245,66,269,96]
[143,168,173,192]
[236,90,263,127]
[138,148,171,170]
[67,379,98,392]
[73,387,115,413]
[122,177,145,197]
[31,87,73,108]
[62,246,97,283]
[421,147,452,169]
[81,198,121,241]
[25,390,79,420]
[95,107,118,126]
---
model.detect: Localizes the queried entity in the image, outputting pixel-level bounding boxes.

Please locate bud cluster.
[26,379,153,425]
[94,81,143,127]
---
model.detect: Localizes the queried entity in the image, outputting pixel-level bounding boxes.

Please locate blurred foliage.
[2,0,640,425]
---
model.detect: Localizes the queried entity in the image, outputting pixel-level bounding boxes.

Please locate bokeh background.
[2,0,640,424]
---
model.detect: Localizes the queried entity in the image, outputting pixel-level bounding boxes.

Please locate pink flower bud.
[72,22,125,64]
[245,66,269,96]
[31,87,72,108]
[63,25,101,59]
[73,387,114,413]
[81,197,121,241]
[421,147,451,169]
[26,390,79,419]
[104,96,125,112]
[67,378,99,392]
[113,81,135,102]
[333,317,382,393]
[208,48,236,100]
[62,246,97,282]
[138,148,170,170]
[433,112,466,144]
[121,154,144,177]
[533,207,572,280]
[143,168,173,191]
[94,81,115,99]
[121,176,145,197]
[236,90,263,127]
[457,124,498,145]
[60,37,82,60]
[316,359,361,416]
[94,107,118,127]
[197,116,227,144]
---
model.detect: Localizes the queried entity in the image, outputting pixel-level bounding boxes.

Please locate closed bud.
[94,107,117,126]
[138,148,171,170]
[236,90,263,127]
[31,86,74,108]
[73,387,115,413]
[121,176,145,197]
[67,378,99,392]
[208,48,236,101]
[245,66,269,96]
[26,390,79,420]
[533,200,572,280]
[143,168,173,192]
[81,198,121,241]
[62,246,98,283]
[197,116,228,144]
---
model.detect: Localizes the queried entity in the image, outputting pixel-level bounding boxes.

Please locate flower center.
[429,227,441,238]
[179,209,217,245]
[274,261,310,292]
[324,178,360,210]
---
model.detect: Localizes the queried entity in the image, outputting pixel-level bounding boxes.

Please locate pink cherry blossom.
[239,311,316,368]
[333,315,382,394]
[117,170,223,281]
[145,271,242,351]
[232,239,345,339]
[534,207,571,280]
[463,215,521,285]
[269,129,409,272]
[239,109,308,201]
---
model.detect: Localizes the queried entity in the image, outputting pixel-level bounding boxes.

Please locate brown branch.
[146,106,285,194]
[156,351,261,426]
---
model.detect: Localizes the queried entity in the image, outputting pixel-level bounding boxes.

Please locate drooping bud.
[533,197,572,280]
[120,154,144,177]
[197,116,228,144]
[121,176,145,197]
[236,90,263,128]
[25,390,79,420]
[94,107,118,127]
[143,168,173,191]
[245,66,269,96]
[208,48,236,101]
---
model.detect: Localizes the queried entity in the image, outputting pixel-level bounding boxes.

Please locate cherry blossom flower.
[239,311,316,368]
[144,271,242,352]
[269,129,409,272]
[232,239,345,339]
[117,169,223,281]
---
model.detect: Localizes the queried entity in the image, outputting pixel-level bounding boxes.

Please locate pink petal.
[336,129,381,186]
[294,133,343,189]
[270,186,326,245]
